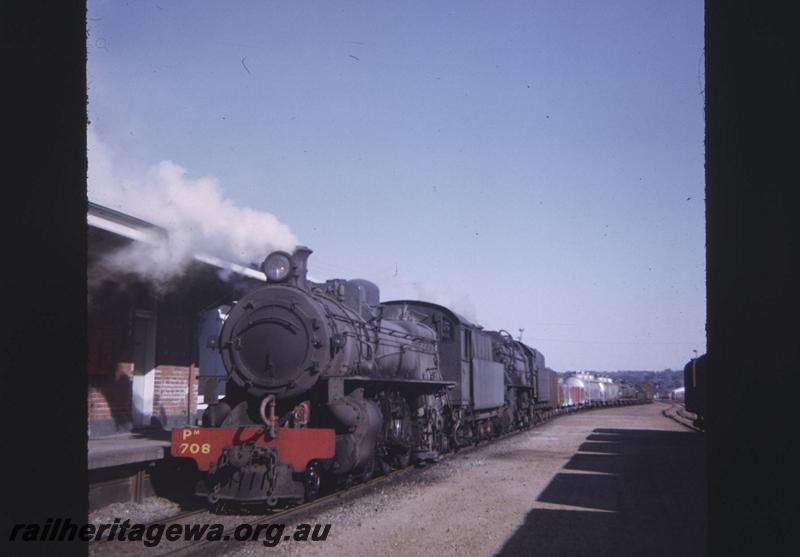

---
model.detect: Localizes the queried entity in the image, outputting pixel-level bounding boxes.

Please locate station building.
[87,202,264,508]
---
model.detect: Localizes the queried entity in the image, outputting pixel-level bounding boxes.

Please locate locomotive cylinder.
[326,389,382,474]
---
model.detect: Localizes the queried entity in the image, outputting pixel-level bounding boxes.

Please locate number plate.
[170,426,335,472]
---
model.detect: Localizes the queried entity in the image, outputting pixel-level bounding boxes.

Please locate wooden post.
[187,364,197,426]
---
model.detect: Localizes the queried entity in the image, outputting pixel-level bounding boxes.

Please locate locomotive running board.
[343,376,456,388]
[339,376,455,396]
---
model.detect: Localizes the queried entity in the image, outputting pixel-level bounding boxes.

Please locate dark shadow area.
[148,457,203,506]
[495,427,706,557]
[129,427,173,441]
[562,453,619,475]
[90,372,134,436]
[585,433,624,442]
[576,441,621,454]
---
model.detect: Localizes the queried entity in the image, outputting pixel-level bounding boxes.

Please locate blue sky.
[88,0,705,371]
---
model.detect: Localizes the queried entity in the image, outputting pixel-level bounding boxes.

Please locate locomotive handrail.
[498,329,515,343]
[321,294,372,362]
[259,394,278,439]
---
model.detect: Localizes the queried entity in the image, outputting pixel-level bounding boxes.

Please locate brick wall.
[153,365,198,429]
[88,362,134,437]
[88,363,200,435]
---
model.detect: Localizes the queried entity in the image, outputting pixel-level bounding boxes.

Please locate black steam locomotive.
[171,248,600,508]
[683,353,706,429]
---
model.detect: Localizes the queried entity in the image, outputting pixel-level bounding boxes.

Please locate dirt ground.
[230,402,706,557]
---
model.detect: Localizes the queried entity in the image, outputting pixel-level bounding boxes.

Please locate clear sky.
[87,0,706,371]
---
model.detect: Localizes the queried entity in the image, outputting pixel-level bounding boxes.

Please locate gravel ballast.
[228,402,705,557]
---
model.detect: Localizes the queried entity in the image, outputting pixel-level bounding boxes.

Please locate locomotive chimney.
[291,246,312,289]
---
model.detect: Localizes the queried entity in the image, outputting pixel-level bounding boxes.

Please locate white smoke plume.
[88,130,298,293]
[410,281,479,323]
[377,272,479,323]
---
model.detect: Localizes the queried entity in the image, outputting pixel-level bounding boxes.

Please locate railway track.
[90,425,524,556]
[155,463,425,557]
[90,401,647,556]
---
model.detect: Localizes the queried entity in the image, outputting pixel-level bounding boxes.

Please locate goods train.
[171,248,651,509]
[683,354,707,429]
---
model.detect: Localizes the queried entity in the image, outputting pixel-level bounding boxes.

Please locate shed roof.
[87,201,266,281]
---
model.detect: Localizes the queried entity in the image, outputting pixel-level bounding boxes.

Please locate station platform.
[88,430,192,511]
[88,431,172,470]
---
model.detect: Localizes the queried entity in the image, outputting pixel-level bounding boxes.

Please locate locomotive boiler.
[172,248,453,507]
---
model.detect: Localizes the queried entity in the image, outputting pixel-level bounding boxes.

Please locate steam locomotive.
[684,354,707,429]
[171,248,644,509]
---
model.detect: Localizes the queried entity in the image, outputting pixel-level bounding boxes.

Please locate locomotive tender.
[380,301,545,445]
[171,248,645,508]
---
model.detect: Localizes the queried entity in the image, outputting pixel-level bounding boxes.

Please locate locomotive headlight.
[262,251,292,282]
